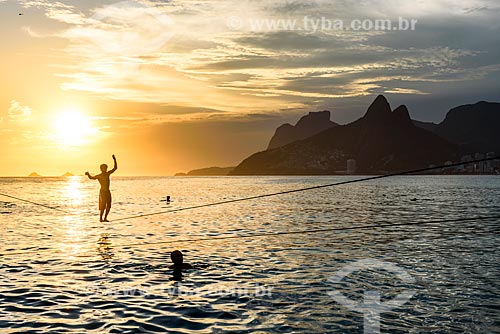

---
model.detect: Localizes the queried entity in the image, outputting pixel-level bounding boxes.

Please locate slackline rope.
[1,156,498,221]
[0,156,499,258]
[112,156,500,222]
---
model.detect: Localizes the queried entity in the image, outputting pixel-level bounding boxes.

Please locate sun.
[53,109,97,146]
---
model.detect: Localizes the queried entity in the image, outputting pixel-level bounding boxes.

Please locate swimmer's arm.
[109,154,118,174]
[168,263,206,270]
[168,264,194,270]
[193,264,210,269]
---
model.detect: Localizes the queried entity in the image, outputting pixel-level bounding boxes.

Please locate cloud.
[18,0,500,118]
[7,100,33,121]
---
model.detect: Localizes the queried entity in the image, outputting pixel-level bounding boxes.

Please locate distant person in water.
[169,250,193,281]
[169,250,209,281]
[169,250,193,270]
[85,155,117,222]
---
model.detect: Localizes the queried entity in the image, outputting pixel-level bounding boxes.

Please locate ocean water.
[0,176,499,333]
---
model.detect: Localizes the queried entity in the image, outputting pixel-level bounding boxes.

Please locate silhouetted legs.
[99,190,112,222]
[104,195,112,222]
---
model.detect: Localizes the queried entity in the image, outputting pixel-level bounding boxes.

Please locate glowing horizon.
[1,0,499,176]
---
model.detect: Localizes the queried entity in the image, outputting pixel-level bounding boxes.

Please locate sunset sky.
[1,0,499,176]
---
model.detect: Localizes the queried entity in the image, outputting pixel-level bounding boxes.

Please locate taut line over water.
[1,156,499,221]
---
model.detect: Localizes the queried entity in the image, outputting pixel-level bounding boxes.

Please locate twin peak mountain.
[230,95,500,175]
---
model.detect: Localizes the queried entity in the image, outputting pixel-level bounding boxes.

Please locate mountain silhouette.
[432,101,500,153]
[231,95,460,175]
[267,111,338,149]
[175,166,234,176]
[412,120,438,132]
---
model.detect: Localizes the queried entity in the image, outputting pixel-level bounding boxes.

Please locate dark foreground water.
[1,176,499,333]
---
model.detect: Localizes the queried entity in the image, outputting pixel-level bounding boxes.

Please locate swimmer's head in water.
[100,164,108,172]
[170,250,183,264]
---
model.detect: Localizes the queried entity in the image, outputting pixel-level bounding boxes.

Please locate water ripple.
[1,176,500,333]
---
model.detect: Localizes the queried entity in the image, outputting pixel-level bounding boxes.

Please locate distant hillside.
[61,172,74,177]
[28,172,41,177]
[413,101,500,154]
[268,110,338,149]
[431,101,500,154]
[412,120,438,132]
[176,166,235,176]
[231,95,460,175]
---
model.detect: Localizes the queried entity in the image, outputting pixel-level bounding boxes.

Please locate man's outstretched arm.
[85,172,97,180]
[110,154,118,174]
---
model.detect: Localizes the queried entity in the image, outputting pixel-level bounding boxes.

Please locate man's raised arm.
[110,154,118,174]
